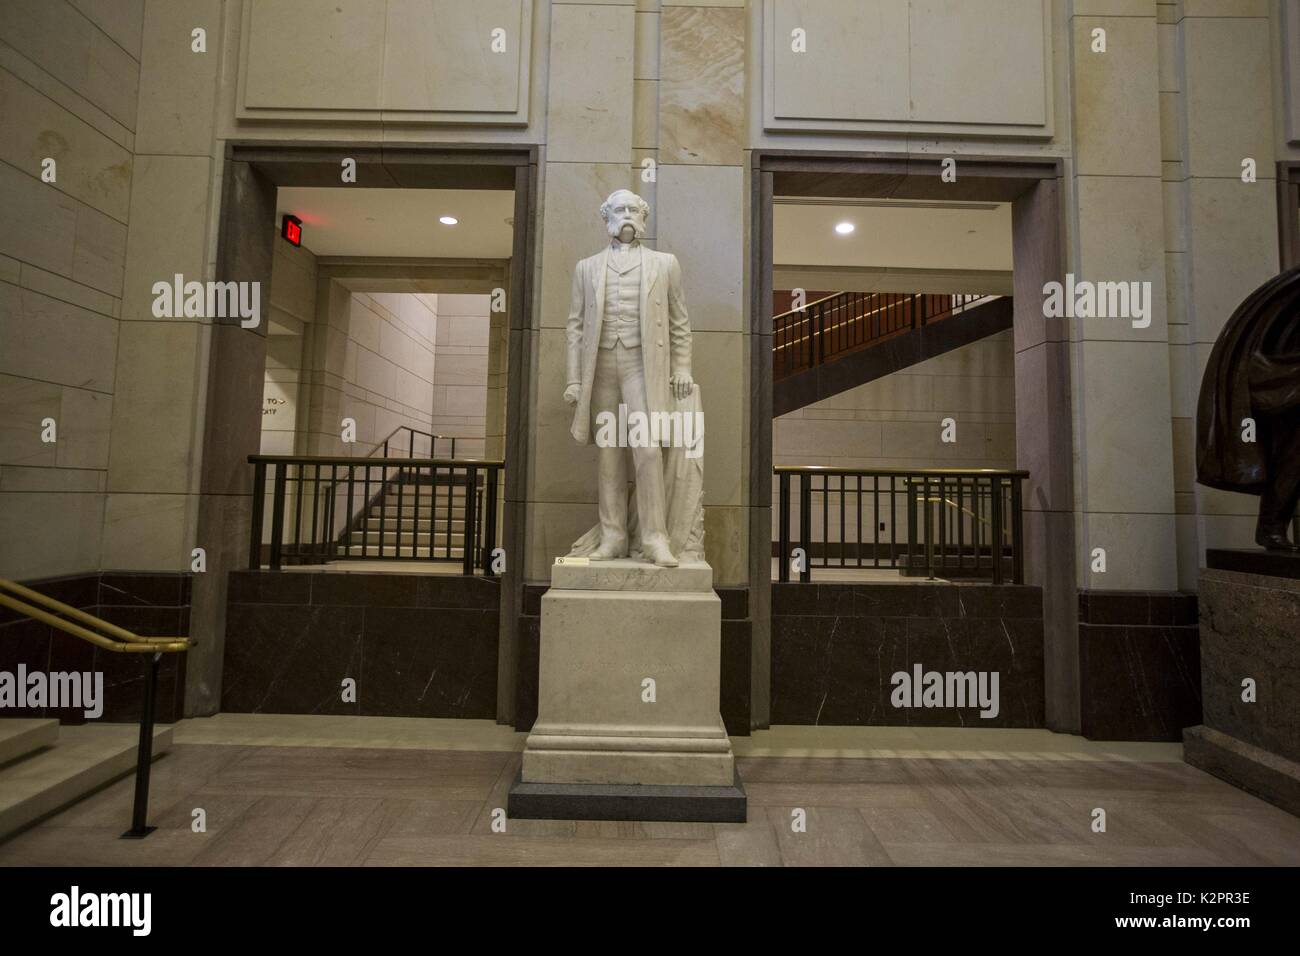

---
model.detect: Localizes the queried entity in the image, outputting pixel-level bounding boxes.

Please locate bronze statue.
[1196,266,1300,550]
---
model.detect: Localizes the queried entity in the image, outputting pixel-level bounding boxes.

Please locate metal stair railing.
[0,578,193,839]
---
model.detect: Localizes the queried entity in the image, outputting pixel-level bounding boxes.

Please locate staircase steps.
[0,719,58,767]
[774,294,1013,416]
[343,545,465,558]
[0,720,172,841]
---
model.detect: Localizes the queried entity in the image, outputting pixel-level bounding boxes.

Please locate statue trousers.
[592,342,668,551]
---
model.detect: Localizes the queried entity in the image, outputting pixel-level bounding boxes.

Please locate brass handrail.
[0,579,192,653]
[0,576,193,839]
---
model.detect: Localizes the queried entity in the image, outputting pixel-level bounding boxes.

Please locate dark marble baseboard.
[1185,725,1300,818]
[771,582,1045,727]
[222,570,499,719]
[507,770,747,823]
[1077,590,1201,741]
[514,583,752,736]
[0,571,191,724]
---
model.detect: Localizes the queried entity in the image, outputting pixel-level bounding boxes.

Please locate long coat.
[1196,266,1300,493]
[565,244,693,444]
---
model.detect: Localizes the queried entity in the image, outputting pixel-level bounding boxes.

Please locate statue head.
[600,189,649,243]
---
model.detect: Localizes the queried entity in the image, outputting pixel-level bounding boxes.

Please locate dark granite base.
[771,582,1045,727]
[514,583,752,735]
[1206,548,1300,579]
[1197,568,1300,764]
[0,571,191,724]
[222,570,499,718]
[1184,725,1300,818]
[507,770,747,823]
[1077,590,1201,741]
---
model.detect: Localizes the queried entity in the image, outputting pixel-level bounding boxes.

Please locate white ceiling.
[275,187,514,258]
[272,189,1010,273]
[774,199,1013,271]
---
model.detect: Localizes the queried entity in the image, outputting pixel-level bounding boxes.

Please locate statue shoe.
[1255,530,1300,552]
[588,541,626,561]
[643,537,679,568]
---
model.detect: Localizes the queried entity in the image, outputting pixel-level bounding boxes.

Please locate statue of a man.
[563,189,694,567]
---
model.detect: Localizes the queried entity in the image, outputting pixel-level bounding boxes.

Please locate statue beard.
[607,218,643,244]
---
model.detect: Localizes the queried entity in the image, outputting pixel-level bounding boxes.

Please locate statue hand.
[670,373,693,401]
[563,383,581,406]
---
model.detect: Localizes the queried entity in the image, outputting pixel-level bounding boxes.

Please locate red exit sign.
[281,214,302,247]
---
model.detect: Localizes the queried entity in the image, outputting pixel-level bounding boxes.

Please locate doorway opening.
[750,153,1074,732]
[192,146,536,726]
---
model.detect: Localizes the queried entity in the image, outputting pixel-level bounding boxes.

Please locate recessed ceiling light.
[439,216,459,225]
[835,222,855,235]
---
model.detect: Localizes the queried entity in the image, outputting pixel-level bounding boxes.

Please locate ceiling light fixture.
[439,216,459,225]
[835,222,855,235]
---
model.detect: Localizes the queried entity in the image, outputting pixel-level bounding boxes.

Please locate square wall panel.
[383,0,524,113]
[764,0,1053,138]
[242,0,387,111]
[909,0,1047,127]
[238,0,532,125]
[771,0,910,122]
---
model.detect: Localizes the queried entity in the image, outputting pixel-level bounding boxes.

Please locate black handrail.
[773,292,999,382]
[248,455,504,574]
[775,466,1028,584]
[371,424,456,460]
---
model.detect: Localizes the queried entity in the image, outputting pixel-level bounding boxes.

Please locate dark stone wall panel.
[1077,590,1201,741]
[221,571,502,720]
[771,582,1046,728]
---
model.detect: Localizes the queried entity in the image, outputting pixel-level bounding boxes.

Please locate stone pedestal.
[508,558,745,822]
[1184,551,1300,817]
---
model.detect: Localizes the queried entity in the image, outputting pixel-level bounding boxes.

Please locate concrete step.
[0,719,59,767]
[0,723,173,841]
[375,493,468,508]
[348,530,471,545]
[360,518,466,532]
[343,545,466,558]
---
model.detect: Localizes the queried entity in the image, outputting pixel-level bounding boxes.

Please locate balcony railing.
[773,291,999,381]
[775,466,1028,584]
[248,455,504,575]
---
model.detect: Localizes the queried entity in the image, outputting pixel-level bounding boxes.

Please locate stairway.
[340,473,471,559]
[0,719,172,841]
[773,291,1013,416]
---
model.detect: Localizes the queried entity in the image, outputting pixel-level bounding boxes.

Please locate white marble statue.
[563,189,705,567]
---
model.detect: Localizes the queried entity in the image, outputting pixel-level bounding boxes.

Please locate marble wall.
[260,237,317,455]
[1162,1,1281,589]
[0,0,141,580]
[429,293,492,459]
[772,332,1017,544]
[297,291,439,456]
